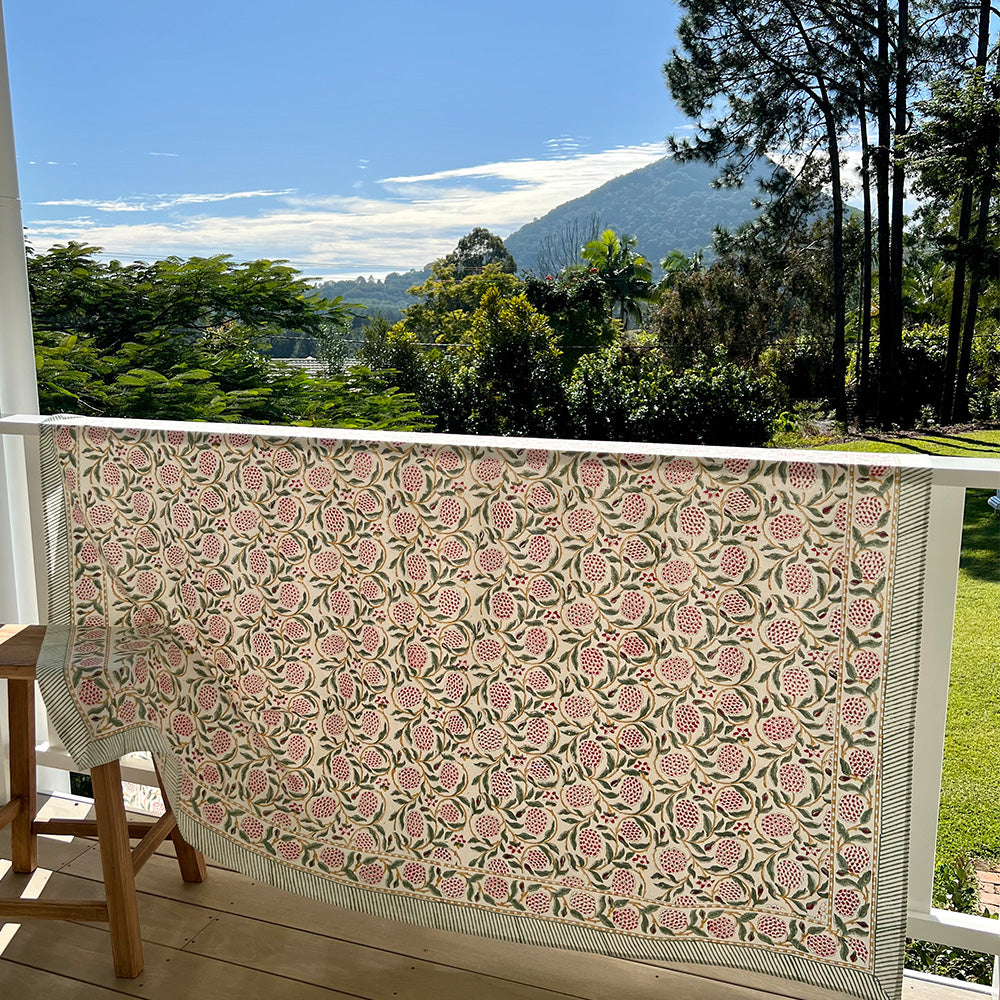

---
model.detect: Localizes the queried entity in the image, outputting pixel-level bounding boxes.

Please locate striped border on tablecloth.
[872,467,933,998]
[31,421,934,1000]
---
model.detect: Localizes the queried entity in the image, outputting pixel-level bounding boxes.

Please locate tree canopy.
[663,0,990,428]
[355,227,781,446]
[27,243,427,430]
[580,230,654,330]
[443,227,516,277]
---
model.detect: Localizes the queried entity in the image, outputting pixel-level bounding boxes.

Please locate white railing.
[0,412,999,986]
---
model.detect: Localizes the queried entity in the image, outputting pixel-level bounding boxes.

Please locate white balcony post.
[907,484,965,919]
[0,0,45,802]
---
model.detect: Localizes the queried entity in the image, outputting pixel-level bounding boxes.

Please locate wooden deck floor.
[0,794,980,1000]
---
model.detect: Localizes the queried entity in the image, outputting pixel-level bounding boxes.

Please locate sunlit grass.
[822,429,1000,460]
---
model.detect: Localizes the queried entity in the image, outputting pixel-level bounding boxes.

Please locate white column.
[906,484,966,920]
[0,0,37,414]
[0,0,40,615]
[0,0,48,802]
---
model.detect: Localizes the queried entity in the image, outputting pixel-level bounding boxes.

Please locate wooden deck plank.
[3,804,984,1000]
[0,822,96,872]
[63,849,818,1000]
[0,866,216,950]
[0,959,130,998]
[655,962,868,1000]
[183,911,577,1000]
[0,920,355,999]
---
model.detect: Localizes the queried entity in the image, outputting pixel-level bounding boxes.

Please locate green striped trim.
[873,467,932,999]
[36,419,82,767]
[38,420,72,625]
[174,797,885,999]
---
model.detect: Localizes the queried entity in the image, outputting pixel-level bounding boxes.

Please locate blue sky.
[5,1,687,278]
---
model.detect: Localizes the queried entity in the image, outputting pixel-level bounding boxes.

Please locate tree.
[357,314,471,432]
[522,268,614,375]
[27,243,346,355]
[27,243,427,430]
[651,257,767,370]
[443,227,516,277]
[357,258,569,436]
[461,286,567,436]
[663,0,971,427]
[906,13,1000,421]
[664,0,864,424]
[649,190,862,411]
[400,260,523,343]
[580,230,654,329]
[33,324,427,429]
[534,213,605,277]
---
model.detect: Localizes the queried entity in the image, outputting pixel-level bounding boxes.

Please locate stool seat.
[0,624,206,978]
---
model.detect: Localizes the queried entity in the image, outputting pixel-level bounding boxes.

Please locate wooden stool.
[0,624,207,977]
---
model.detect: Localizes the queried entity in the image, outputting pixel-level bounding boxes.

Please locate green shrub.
[763,331,837,408]
[567,340,781,447]
[969,322,1000,420]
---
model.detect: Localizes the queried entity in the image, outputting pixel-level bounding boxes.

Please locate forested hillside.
[311,268,430,332]
[310,156,772,328]
[504,156,771,275]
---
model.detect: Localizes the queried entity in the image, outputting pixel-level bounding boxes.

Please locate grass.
[823,430,1000,867]
[821,428,1000,460]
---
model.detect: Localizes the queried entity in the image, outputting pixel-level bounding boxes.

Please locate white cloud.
[543,134,587,157]
[379,144,662,188]
[24,143,668,278]
[149,152,180,157]
[36,188,293,213]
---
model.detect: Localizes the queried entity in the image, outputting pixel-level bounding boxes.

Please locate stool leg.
[91,760,143,978]
[9,677,37,873]
[153,757,206,883]
[168,823,208,883]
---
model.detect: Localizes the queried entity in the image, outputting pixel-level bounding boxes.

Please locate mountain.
[313,269,430,329]
[504,156,773,276]
[310,156,775,330]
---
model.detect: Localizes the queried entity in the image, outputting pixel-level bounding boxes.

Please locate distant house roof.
[282,356,327,377]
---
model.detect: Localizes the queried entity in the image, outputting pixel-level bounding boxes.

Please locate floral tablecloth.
[36,417,930,1000]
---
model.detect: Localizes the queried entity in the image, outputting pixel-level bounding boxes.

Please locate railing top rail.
[2,412,999,487]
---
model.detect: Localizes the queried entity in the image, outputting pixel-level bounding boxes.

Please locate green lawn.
[823,430,1000,866]
[821,429,1000,460]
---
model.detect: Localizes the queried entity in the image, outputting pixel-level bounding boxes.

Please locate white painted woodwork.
[1,411,1000,487]
[907,484,966,919]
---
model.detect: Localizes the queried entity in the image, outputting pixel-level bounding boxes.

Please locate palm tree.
[658,249,705,291]
[580,230,654,330]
